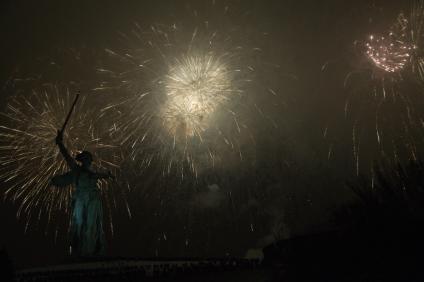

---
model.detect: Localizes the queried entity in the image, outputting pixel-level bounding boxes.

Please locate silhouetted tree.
[331,159,424,279]
[335,160,424,231]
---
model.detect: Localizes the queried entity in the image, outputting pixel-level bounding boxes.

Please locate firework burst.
[365,32,414,74]
[360,2,424,84]
[161,53,233,139]
[0,84,126,233]
[341,2,424,174]
[96,6,281,178]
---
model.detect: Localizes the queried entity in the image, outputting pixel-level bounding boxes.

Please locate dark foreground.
[14,258,271,282]
[3,255,423,282]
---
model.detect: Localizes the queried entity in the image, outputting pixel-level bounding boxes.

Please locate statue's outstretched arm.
[95,171,115,180]
[51,171,74,187]
[56,130,77,170]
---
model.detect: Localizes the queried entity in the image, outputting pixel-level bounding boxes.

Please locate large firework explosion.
[340,1,424,174]
[0,84,127,234]
[96,5,281,178]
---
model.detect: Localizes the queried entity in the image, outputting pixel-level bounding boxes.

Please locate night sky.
[0,0,416,269]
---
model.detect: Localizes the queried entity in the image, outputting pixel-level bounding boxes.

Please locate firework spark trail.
[409,0,424,80]
[96,6,281,178]
[341,1,424,172]
[0,84,125,232]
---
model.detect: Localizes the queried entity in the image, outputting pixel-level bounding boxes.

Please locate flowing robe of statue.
[52,134,111,257]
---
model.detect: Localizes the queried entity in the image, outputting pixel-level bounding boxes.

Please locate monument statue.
[51,92,114,257]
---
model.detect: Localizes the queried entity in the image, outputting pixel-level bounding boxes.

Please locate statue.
[52,131,114,257]
[50,92,114,257]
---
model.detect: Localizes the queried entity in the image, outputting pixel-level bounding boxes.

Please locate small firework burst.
[363,2,424,80]
[0,84,125,233]
[96,6,280,178]
[340,2,424,174]
[365,32,414,74]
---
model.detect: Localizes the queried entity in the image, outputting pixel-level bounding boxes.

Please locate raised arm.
[56,130,77,170]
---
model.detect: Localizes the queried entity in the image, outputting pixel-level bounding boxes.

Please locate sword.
[59,90,80,136]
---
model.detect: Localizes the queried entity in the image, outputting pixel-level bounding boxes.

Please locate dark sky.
[0,0,414,269]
